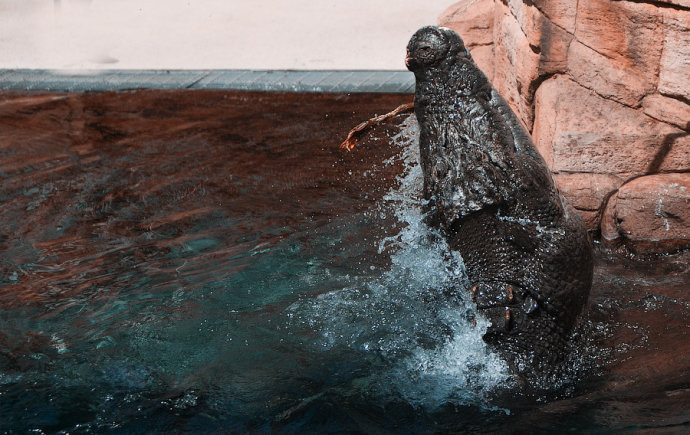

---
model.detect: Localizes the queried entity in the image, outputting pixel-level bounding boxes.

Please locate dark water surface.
[0,90,688,433]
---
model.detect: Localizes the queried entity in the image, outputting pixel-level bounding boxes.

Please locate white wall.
[0,0,451,70]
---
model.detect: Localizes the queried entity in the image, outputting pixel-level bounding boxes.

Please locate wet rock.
[601,174,690,252]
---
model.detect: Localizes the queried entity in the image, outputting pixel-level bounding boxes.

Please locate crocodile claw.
[470,282,538,333]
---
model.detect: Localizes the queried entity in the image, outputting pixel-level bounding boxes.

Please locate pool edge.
[0,69,415,94]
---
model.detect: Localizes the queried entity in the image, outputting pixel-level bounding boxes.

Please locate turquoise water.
[1,92,688,432]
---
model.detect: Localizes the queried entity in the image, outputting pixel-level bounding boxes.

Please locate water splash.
[291,116,512,410]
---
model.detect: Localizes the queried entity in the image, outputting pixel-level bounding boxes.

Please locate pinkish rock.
[492,1,540,129]
[531,78,557,167]
[578,0,665,83]
[659,11,690,101]
[600,191,620,241]
[601,174,690,251]
[439,0,494,48]
[573,209,600,232]
[555,173,623,212]
[534,18,572,76]
[533,76,690,178]
[569,0,663,107]
[567,39,655,108]
[505,0,530,39]
[530,0,577,33]
[555,173,623,230]
[506,0,547,48]
[575,0,663,66]
[506,0,572,76]
[642,93,690,130]
[469,45,495,82]
[657,0,690,9]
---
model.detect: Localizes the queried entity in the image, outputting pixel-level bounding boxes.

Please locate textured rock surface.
[491,1,540,129]
[439,0,494,48]
[566,39,654,108]
[572,0,663,107]
[555,173,623,230]
[533,76,689,178]
[601,174,690,252]
[659,10,690,100]
[440,0,690,250]
[643,94,690,130]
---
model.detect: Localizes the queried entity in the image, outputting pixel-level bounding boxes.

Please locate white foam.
[292,116,512,410]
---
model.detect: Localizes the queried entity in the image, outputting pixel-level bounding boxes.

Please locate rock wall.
[440,0,689,253]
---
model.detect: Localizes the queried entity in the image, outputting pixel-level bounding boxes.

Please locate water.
[0,91,688,432]
[287,119,511,412]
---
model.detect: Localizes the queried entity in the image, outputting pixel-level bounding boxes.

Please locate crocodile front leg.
[470,281,540,334]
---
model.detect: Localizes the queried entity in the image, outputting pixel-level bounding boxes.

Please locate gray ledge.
[0,69,415,93]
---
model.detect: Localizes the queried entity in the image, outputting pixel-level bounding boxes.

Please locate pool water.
[0,91,688,432]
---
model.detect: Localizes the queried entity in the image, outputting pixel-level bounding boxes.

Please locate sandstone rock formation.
[601,174,690,253]
[440,0,690,252]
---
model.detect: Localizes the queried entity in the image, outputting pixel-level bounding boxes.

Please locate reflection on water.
[0,90,688,432]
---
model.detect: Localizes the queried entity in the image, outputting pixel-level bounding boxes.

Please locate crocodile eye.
[419,35,447,64]
[406,27,450,70]
[416,46,433,59]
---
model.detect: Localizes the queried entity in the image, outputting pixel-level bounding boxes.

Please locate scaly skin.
[406,26,593,374]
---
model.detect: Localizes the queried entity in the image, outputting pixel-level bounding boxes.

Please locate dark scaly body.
[406,26,593,373]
